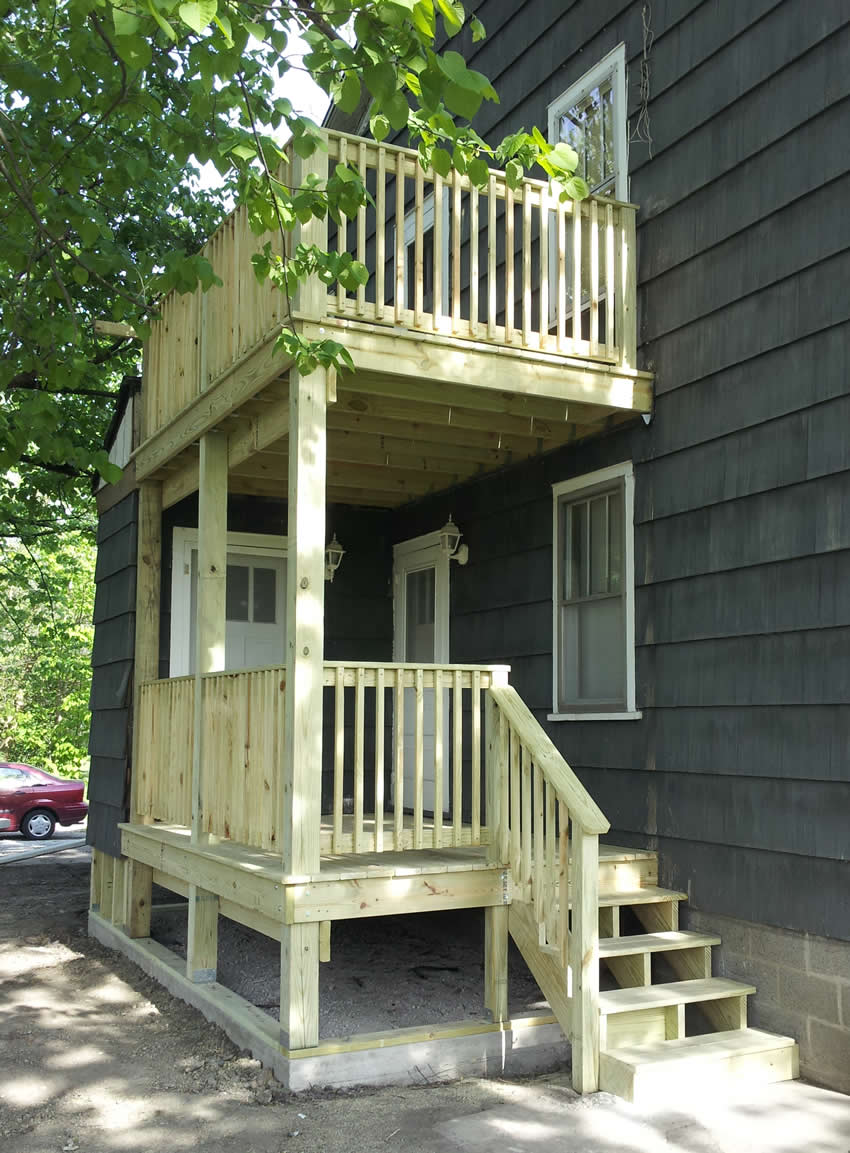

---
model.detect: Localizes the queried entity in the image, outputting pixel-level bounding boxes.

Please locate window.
[551,463,639,720]
[547,44,627,200]
[546,44,627,333]
[402,191,451,315]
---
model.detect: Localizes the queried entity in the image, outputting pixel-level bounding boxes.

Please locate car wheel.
[21,809,56,840]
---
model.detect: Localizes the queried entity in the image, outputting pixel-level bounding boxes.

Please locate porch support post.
[484,669,509,1023]
[187,430,227,982]
[279,364,327,1050]
[570,824,600,1093]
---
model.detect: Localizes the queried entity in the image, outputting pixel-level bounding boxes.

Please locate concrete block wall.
[685,908,850,1094]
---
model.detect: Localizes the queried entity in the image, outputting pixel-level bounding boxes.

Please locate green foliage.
[1,0,585,526]
[0,532,95,777]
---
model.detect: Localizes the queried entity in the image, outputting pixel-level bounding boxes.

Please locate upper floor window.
[550,462,639,720]
[547,44,628,201]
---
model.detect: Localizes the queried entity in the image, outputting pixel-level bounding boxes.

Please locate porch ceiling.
[155,370,640,510]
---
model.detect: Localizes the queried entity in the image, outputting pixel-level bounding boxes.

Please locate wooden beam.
[135,335,294,479]
[340,374,573,425]
[301,319,653,413]
[326,428,515,471]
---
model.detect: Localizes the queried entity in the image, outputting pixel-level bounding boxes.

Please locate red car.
[0,762,88,840]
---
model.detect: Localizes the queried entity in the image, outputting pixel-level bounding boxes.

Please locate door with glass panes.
[392,535,450,814]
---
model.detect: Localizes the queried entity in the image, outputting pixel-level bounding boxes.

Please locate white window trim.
[170,528,288,677]
[549,461,640,722]
[547,42,628,201]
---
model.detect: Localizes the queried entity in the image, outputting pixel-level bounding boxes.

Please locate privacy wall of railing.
[142,129,638,443]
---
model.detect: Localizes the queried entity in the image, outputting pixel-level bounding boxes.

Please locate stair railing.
[487,681,610,1093]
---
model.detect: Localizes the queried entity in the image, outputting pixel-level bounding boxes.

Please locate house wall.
[87,492,138,857]
[387,0,850,1087]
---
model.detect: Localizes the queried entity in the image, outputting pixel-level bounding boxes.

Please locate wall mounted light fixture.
[438,516,469,565]
[324,533,345,582]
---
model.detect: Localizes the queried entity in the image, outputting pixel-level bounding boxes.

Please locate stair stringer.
[508,899,573,1042]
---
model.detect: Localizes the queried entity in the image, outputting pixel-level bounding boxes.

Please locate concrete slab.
[436,1076,850,1153]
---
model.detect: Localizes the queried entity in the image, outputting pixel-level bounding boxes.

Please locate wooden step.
[600,1028,799,1104]
[598,885,687,908]
[599,977,756,1049]
[599,930,720,959]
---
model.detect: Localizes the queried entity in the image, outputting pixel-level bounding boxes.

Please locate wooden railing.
[326,130,635,365]
[323,661,504,855]
[141,128,638,443]
[487,683,609,1093]
[135,661,506,856]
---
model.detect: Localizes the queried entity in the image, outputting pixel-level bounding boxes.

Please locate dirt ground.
[2,839,849,1153]
[0,843,514,1153]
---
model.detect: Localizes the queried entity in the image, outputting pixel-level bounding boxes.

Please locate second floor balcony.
[138,129,651,495]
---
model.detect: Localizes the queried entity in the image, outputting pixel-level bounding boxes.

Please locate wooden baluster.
[414,667,424,848]
[353,666,365,852]
[471,670,481,842]
[452,171,462,335]
[539,187,549,350]
[520,746,532,901]
[522,184,532,347]
[356,141,367,317]
[394,672,404,849]
[559,801,569,968]
[333,665,344,853]
[510,728,521,874]
[557,200,567,353]
[605,202,615,355]
[533,760,544,918]
[433,668,444,848]
[621,207,637,369]
[452,669,463,845]
[487,174,497,339]
[376,147,386,321]
[498,698,510,863]
[505,182,514,343]
[545,778,557,944]
[589,198,599,357]
[414,164,424,329]
[572,198,582,350]
[374,665,385,852]
[469,184,479,337]
[336,137,348,314]
[395,151,405,323]
[433,172,443,327]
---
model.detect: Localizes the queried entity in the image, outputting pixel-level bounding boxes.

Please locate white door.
[393,535,450,814]
[170,529,287,675]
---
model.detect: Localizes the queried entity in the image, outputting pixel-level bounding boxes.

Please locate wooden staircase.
[510,845,799,1104]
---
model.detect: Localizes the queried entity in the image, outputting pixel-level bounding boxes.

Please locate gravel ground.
[150,897,547,1038]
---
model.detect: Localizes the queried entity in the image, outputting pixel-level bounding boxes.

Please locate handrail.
[487,684,609,835]
[486,681,607,1093]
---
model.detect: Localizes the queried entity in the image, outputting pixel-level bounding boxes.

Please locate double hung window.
[551,463,638,719]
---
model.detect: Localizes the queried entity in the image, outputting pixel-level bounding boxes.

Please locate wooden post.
[126,859,153,938]
[571,824,600,1094]
[186,430,226,983]
[279,364,327,1050]
[484,668,509,1024]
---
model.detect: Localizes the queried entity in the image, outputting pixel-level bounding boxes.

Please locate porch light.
[438,516,469,565]
[324,534,345,583]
